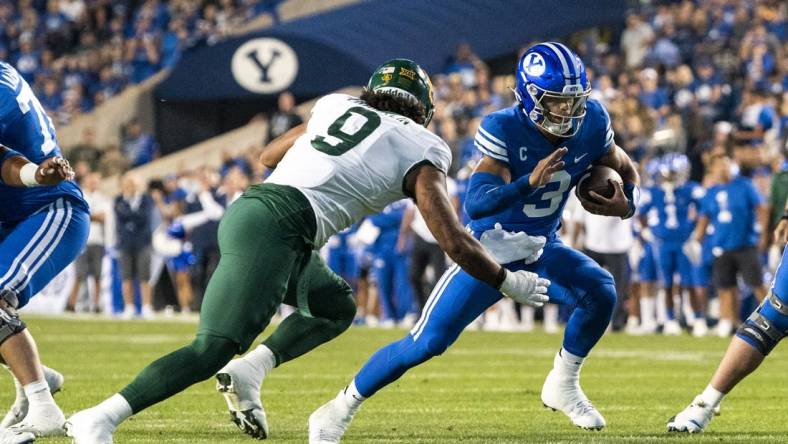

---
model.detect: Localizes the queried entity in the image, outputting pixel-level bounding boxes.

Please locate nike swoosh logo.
[574,153,588,163]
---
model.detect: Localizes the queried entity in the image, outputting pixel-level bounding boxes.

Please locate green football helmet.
[366,58,435,126]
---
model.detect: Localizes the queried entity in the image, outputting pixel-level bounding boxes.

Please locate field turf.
[5,316,788,443]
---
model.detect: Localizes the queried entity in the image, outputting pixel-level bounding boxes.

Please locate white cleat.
[639,321,658,335]
[64,408,115,444]
[716,319,733,337]
[692,319,708,337]
[0,428,35,444]
[1,367,64,428]
[308,399,354,444]
[663,320,682,336]
[140,305,155,321]
[216,359,268,439]
[541,369,605,430]
[8,402,65,437]
[120,306,135,320]
[667,395,716,433]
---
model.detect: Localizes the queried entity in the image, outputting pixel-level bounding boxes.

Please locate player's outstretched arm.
[259,123,306,169]
[0,145,74,187]
[465,148,567,219]
[581,144,640,218]
[405,163,549,307]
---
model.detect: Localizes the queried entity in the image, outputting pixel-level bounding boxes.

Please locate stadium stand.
[11,0,787,338]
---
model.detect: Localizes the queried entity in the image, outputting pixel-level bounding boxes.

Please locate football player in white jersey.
[65,59,551,443]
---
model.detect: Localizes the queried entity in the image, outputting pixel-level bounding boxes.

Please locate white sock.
[337,380,365,413]
[95,394,133,428]
[243,345,277,376]
[640,297,656,325]
[700,384,725,407]
[13,376,25,403]
[556,348,584,376]
[23,380,53,407]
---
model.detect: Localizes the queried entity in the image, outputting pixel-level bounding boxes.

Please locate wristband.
[622,182,640,219]
[782,210,788,221]
[494,267,507,290]
[20,163,40,187]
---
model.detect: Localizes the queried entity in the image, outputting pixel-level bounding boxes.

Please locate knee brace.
[736,290,788,356]
[0,290,26,346]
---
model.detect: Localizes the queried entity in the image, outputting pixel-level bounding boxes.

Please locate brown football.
[576,165,622,203]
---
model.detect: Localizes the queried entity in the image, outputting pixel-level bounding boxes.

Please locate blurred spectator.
[397,180,457,313]
[621,12,654,68]
[1,0,279,124]
[185,169,225,306]
[572,205,634,331]
[115,172,155,320]
[265,91,303,143]
[67,172,109,313]
[443,43,481,88]
[67,127,103,171]
[122,118,160,167]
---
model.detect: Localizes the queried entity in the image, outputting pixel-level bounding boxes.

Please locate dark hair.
[360,89,427,125]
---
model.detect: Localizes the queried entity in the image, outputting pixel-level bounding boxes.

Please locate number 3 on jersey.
[522,170,571,217]
[311,106,381,155]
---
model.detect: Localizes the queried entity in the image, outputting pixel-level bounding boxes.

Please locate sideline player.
[0,61,89,441]
[65,59,550,443]
[309,42,640,442]
[639,154,705,335]
[667,199,788,432]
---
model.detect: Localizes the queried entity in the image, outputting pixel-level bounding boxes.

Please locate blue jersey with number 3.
[0,62,85,222]
[469,99,614,237]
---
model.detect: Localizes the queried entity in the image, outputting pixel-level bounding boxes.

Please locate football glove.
[499,270,550,307]
[683,239,702,266]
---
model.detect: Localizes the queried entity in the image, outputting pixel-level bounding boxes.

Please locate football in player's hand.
[576,165,622,203]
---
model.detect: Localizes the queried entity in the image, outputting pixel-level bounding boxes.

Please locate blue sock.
[694,311,704,320]
[666,308,675,321]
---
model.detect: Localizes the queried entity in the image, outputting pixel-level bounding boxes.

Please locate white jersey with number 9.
[267,94,452,247]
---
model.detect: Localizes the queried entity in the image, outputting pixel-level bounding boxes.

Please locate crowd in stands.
[0,0,284,126]
[61,1,788,337]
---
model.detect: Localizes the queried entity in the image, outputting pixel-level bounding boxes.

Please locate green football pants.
[120,184,355,413]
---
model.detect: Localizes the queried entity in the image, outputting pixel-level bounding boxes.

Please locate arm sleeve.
[474,116,509,163]
[464,171,534,219]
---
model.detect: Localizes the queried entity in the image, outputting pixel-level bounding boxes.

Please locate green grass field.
[6,316,788,443]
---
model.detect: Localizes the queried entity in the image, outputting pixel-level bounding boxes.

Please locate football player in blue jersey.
[639,153,707,336]
[310,42,640,441]
[0,62,90,441]
[667,185,788,433]
[684,151,769,337]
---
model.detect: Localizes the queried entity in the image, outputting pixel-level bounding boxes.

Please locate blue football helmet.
[514,42,591,137]
[661,152,690,184]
